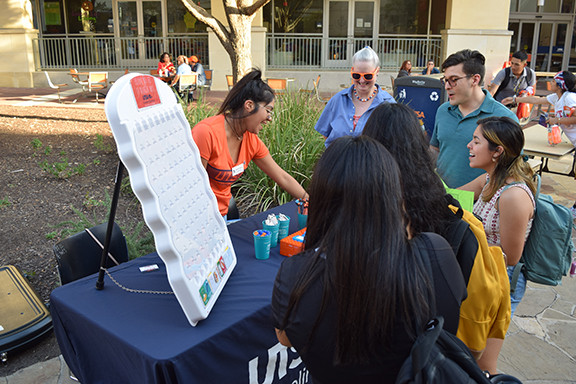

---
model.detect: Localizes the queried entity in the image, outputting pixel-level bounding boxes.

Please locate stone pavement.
[1,87,576,383]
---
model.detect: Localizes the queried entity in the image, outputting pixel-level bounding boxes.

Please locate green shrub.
[233,92,325,213]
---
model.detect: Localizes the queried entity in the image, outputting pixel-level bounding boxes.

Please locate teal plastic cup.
[277,216,291,240]
[253,230,272,260]
[297,213,308,229]
[262,219,279,247]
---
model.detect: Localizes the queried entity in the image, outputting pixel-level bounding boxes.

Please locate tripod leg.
[96,161,125,290]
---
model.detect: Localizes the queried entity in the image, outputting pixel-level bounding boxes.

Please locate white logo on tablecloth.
[249,343,308,384]
[430,92,439,102]
[399,89,406,99]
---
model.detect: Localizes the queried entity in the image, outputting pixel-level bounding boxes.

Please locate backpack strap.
[496,181,523,211]
[527,68,533,86]
[493,67,511,100]
[509,262,525,295]
[408,316,445,379]
[414,234,437,316]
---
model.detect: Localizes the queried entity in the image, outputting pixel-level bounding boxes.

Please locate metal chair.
[88,72,108,103]
[178,73,198,102]
[202,69,213,91]
[300,75,330,103]
[226,75,234,91]
[44,71,68,103]
[69,68,89,103]
[266,78,287,97]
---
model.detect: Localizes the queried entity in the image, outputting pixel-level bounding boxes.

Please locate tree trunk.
[179,0,270,84]
[228,14,254,82]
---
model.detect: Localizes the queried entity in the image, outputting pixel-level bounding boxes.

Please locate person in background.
[363,103,511,373]
[272,135,466,384]
[170,55,192,90]
[460,116,536,374]
[490,51,536,104]
[188,55,206,88]
[429,49,518,188]
[422,60,440,75]
[314,46,395,148]
[502,70,576,219]
[191,68,307,218]
[397,60,412,77]
[157,52,175,77]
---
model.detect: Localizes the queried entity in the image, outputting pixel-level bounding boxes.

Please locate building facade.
[1,0,575,90]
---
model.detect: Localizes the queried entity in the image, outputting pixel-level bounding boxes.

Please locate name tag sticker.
[231,163,244,177]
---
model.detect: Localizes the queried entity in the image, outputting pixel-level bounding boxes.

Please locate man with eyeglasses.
[429,49,518,188]
[489,51,536,104]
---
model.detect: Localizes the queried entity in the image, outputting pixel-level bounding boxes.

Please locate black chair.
[53,222,129,285]
[228,196,240,221]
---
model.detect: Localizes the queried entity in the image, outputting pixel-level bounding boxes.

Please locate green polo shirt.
[430,90,518,188]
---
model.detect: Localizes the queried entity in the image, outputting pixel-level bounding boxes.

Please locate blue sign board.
[394,76,447,142]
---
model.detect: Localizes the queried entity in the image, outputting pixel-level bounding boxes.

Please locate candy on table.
[295,198,309,215]
[253,229,270,237]
[278,213,289,221]
[265,214,278,226]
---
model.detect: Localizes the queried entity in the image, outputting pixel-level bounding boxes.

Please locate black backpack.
[493,67,533,100]
[395,234,523,384]
[395,316,492,384]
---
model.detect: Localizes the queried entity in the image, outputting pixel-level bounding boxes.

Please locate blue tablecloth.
[50,203,308,384]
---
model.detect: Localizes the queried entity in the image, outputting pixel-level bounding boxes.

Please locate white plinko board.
[104,73,236,326]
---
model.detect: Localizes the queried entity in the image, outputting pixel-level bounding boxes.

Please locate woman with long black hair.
[271,136,466,383]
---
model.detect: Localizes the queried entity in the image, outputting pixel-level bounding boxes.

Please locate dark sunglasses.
[350,69,377,81]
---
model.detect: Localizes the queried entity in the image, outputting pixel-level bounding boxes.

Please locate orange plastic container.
[279,228,306,257]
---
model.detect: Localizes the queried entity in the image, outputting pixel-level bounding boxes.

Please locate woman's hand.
[501,96,515,106]
[253,155,307,200]
[548,116,559,125]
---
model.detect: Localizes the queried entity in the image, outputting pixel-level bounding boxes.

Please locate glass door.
[142,1,163,61]
[116,0,164,66]
[118,1,140,63]
[326,0,375,68]
[510,19,570,73]
[353,1,374,51]
[326,1,349,67]
[534,22,568,72]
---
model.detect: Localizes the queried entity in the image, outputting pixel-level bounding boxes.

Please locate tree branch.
[180,0,232,51]
[243,0,271,16]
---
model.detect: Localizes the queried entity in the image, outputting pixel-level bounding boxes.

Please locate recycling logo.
[430,92,439,102]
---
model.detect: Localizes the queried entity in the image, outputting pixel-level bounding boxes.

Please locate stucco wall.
[0,0,38,87]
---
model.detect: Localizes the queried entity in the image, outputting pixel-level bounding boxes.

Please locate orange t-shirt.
[192,115,269,215]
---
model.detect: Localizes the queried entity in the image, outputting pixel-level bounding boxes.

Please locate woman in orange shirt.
[192,69,307,218]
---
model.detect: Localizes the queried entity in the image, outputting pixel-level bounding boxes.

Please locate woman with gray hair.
[314,46,395,147]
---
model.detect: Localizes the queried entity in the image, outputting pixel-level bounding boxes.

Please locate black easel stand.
[96,161,125,290]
